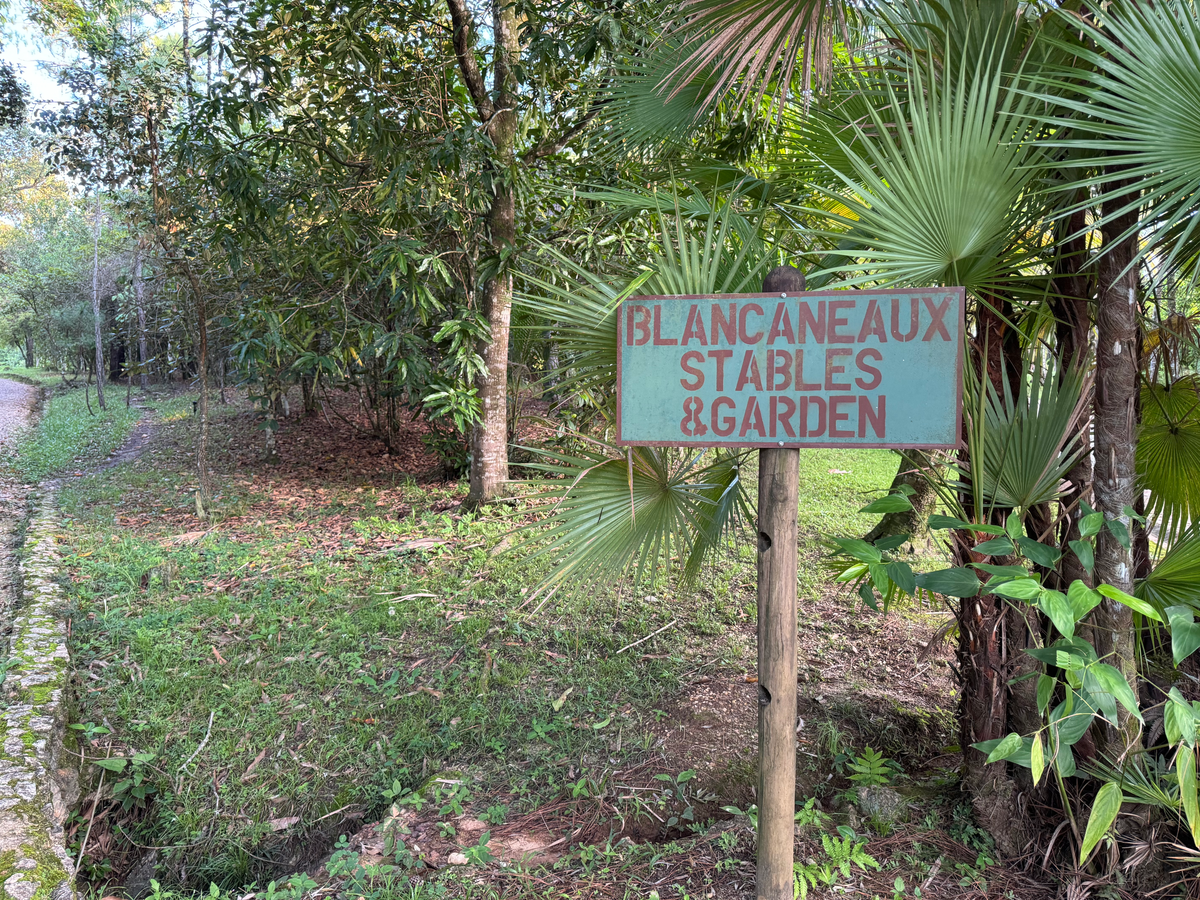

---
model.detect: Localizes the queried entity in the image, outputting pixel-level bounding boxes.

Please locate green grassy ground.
[52,393,947,897]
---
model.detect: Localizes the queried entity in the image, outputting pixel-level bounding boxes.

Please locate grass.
[50,393,962,897]
[1,378,141,482]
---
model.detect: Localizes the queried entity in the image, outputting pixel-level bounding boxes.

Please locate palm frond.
[517,443,751,591]
[1039,0,1200,275]
[958,350,1091,513]
[1138,524,1200,615]
[801,31,1050,295]
[1139,378,1200,549]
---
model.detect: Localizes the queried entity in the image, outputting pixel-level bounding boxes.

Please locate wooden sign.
[617,289,965,449]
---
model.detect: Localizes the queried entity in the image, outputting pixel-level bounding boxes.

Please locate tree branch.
[522,101,606,163]
[445,0,493,123]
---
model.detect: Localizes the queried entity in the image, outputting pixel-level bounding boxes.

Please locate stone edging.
[0,486,77,900]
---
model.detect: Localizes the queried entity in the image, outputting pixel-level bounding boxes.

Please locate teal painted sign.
[617,289,965,448]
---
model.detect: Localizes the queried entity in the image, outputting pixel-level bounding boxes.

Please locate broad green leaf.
[858,581,879,611]
[885,561,917,595]
[1181,747,1200,846]
[1016,537,1062,568]
[874,534,910,552]
[831,538,883,565]
[1166,688,1197,748]
[859,494,913,514]
[1096,584,1163,622]
[1079,512,1104,538]
[95,758,128,773]
[1030,733,1045,786]
[974,536,1016,557]
[1068,540,1095,575]
[1050,689,1100,745]
[1055,733,1077,778]
[973,735,1033,768]
[1079,783,1123,864]
[868,563,890,593]
[971,563,1029,577]
[1005,511,1023,540]
[1037,674,1056,715]
[990,578,1042,601]
[1090,664,1143,723]
[928,514,971,531]
[1067,581,1103,622]
[1106,518,1132,551]
[1166,606,1200,666]
[915,567,981,598]
[1123,504,1146,525]
[1037,589,1075,639]
[985,732,1024,764]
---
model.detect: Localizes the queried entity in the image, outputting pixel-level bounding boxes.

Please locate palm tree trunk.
[1093,185,1142,754]
[91,193,106,411]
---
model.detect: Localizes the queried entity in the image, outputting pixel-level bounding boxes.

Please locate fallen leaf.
[269,816,300,831]
[212,647,227,665]
[240,748,268,782]
[552,687,574,711]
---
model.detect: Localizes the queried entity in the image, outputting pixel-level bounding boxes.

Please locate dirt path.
[0,378,40,448]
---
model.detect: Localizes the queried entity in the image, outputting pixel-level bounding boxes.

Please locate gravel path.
[0,378,39,447]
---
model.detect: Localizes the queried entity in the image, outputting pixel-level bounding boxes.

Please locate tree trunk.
[22,332,33,368]
[91,193,106,410]
[862,450,938,547]
[1092,186,1142,755]
[446,0,517,506]
[135,245,149,390]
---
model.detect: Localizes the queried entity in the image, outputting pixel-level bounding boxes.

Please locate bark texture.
[862,450,938,546]
[134,245,149,390]
[91,195,106,411]
[1093,192,1142,755]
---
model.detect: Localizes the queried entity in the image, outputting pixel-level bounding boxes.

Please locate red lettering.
[891,296,919,341]
[801,396,826,437]
[859,395,886,438]
[922,295,952,341]
[711,396,736,436]
[653,305,677,345]
[796,300,825,343]
[857,298,887,343]
[766,303,795,344]
[708,349,733,390]
[680,351,705,390]
[768,350,791,390]
[829,395,854,437]
[855,348,883,390]
[794,349,821,390]
[739,397,766,438]
[770,396,797,438]
[735,350,763,391]
[739,303,765,344]
[825,348,852,390]
[827,300,855,343]
[681,305,708,346]
[711,304,737,345]
[627,304,651,345]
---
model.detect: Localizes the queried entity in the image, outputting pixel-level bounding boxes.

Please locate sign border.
[615,287,966,451]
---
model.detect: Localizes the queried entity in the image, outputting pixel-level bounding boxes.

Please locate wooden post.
[756,265,804,900]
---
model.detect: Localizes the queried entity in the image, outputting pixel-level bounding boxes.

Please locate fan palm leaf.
[1039,0,1200,274]
[1138,524,1200,615]
[1139,378,1200,548]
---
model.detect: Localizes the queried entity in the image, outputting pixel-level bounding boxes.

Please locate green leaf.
[95,758,128,773]
[858,581,879,612]
[1016,536,1062,568]
[1067,581,1104,622]
[1037,674,1056,715]
[1050,689,1101,745]
[1056,739,1076,778]
[1167,606,1200,666]
[1166,688,1197,748]
[1079,783,1123,865]
[985,732,1023,764]
[1123,504,1147,525]
[1181,747,1200,846]
[989,578,1042,601]
[885,561,917,595]
[1091,664,1144,723]
[831,538,883,565]
[914,567,982,599]
[971,563,1029,577]
[1068,540,1095,575]
[1037,589,1075,639]
[928,514,972,531]
[974,536,1016,557]
[1031,733,1045,787]
[1079,512,1104,538]
[1106,518,1132,551]
[859,494,913,515]
[1096,584,1163,622]
[1005,511,1023,540]
[874,534,910,552]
